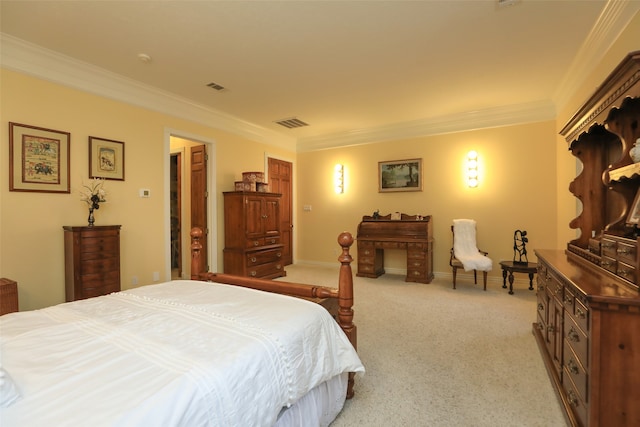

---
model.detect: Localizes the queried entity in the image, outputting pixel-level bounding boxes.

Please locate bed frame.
[189,227,358,398]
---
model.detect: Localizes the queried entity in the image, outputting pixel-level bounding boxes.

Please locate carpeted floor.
[279,263,567,427]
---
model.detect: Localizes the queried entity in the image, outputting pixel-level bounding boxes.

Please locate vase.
[88,207,95,227]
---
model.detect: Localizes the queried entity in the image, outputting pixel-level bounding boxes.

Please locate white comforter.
[0,280,364,427]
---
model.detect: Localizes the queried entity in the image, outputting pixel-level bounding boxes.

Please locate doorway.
[268,157,293,265]
[166,131,216,281]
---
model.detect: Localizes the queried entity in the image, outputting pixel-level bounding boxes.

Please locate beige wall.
[0,69,292,310]
[296,121,558,275]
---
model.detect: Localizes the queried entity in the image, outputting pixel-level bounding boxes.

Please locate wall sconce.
[466,150,479,188]
[334,164,344,194]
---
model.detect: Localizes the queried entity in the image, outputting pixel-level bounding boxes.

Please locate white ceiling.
[1,1,638,150]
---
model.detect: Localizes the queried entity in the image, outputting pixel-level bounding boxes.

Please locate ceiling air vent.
[206,82,226,91]
[275,117,309,129]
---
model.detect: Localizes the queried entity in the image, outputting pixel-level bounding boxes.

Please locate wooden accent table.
[499,261,537,294]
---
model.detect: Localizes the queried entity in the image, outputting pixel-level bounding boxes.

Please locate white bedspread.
[0,280,364,427]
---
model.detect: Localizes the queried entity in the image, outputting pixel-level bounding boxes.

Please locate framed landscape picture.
[89,136,125,181]
[378,158,422,192]
[9,122,71,193]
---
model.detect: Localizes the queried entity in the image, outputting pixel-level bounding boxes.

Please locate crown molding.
[553,0,640,113]
[296,100,556,152]
[0,33,297,152]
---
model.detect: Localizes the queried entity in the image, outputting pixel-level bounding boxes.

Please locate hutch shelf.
[533,51,640,427]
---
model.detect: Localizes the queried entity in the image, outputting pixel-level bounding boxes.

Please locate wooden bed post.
[337,232,357,399]
[191,227,203,280]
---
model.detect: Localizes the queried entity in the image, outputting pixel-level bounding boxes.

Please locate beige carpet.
[279,264,567,427]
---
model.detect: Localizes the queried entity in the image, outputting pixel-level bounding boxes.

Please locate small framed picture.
[378,158,422,192]
[89,136,125,181]
[627,189,640,225]
[9,122,71,193]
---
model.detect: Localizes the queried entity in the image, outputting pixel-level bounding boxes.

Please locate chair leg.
[452,266,457,289]
[473,270,478,284]
[482,271,488,291]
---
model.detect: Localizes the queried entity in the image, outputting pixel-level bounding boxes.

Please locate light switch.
[139,188,151,198]
[303,205,312,211]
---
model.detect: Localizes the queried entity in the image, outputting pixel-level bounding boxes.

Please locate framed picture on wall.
[627,188,640,225]
[89,136,125,181]
[378,158,422,193]
[9,122,71,193]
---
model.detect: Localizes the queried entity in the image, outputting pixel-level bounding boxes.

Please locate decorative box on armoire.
[223,191,286,279]
[63,225,121,301]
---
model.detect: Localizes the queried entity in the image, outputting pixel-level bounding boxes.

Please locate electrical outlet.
[153,271,160,282]
[132,276,138,285]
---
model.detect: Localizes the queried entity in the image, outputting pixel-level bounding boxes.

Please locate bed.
[0,230,363,426]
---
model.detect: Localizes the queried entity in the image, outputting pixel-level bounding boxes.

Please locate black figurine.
[513,230,528,264]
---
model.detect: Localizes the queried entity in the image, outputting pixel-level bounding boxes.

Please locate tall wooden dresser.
[0,278,19,314]
[533,52,640,427]
[63,225,121,301]
[223,191,286,279]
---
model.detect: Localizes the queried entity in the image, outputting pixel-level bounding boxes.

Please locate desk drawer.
[246,247,282,267]
[564,315,588,368]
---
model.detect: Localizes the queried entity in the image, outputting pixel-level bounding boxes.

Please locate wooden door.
[191,144,208,271]
[268,158,292,265]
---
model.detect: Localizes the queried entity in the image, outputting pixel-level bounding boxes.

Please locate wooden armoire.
[222,191,286,279]
[533,51,640,427]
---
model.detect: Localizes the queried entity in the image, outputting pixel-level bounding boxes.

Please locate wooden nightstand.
[0,278,19,315]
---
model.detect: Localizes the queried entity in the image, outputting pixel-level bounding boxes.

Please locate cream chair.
[449,219,492,290]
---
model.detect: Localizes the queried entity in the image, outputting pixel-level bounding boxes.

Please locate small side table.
[499,261,537,295]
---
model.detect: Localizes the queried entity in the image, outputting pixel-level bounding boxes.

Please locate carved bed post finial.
[191,227,203,280]
[337,232,357,399]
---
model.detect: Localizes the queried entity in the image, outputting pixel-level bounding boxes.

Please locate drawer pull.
[567,359,579,375]
[537,303,544,311]
[602,242,615,249]
[269,239,276,244]
[538,323,544,331]
[276,265,281,270]
[618,268,632,278]
[277,252,282,257]
[567,327,580,342]
[617,248,631,255]
[547,325,555,333]
[253,241,259,246]
[251,257,257,263]
[567,390,579,406]
[576,307,586,319]
[601,260,613,267]
[564,296,573,305]
[537,284,545,291]
[250,271,257,277]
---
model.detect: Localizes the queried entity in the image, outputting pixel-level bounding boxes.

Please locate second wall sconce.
[334,164,344,194]
[467,151,479,188]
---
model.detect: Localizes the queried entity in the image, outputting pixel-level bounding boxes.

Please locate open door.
[268,157,293,265]
[191,144,208,272]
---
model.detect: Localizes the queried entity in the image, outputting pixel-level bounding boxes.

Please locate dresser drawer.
[80,236,119,254]
[83,283,120,298]
[263,236,280,246]
[563,373,588,427]
[81,257,119,274]
[565,315,588,368]
[246,247,283,266]
[564,340,588,403]
[406,268,427,281]
[616,260,636,283]
[80,271,120,287]
[247,261,284,278]
[246,238,264,249]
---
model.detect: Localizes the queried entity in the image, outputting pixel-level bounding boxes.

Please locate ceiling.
[1,1,638,150]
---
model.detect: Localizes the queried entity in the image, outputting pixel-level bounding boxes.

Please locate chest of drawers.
[63,225,121,301]
[534,249,640,427]
[223,192,285,279]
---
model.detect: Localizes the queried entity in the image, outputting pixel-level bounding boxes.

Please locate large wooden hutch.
[533,52,640,427]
